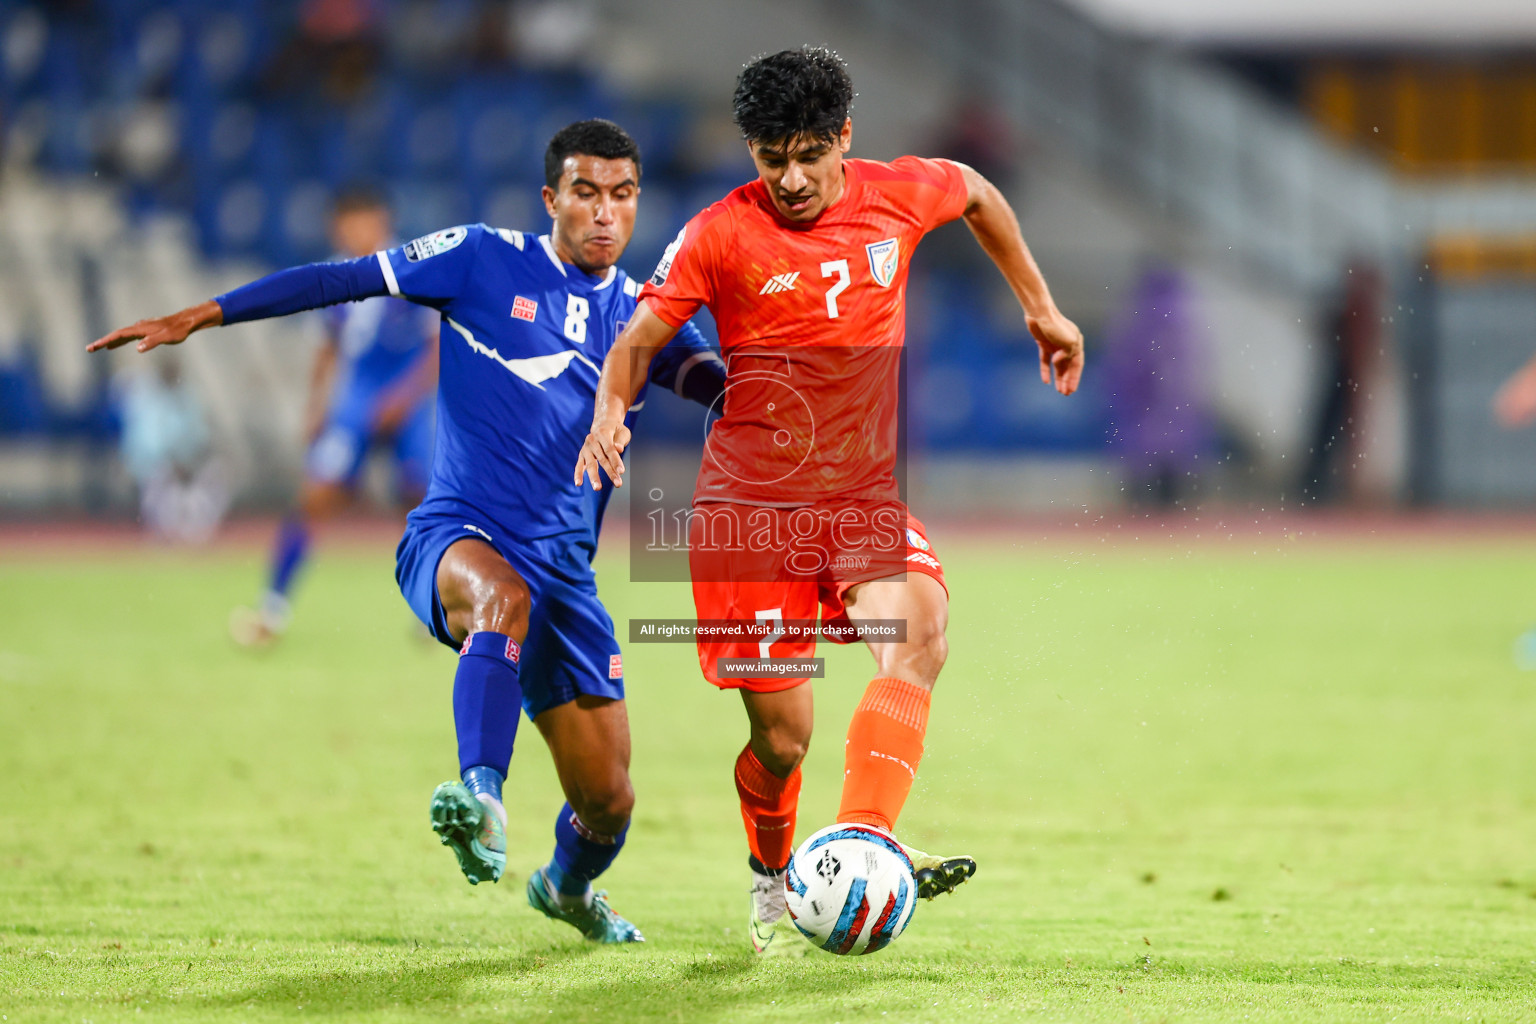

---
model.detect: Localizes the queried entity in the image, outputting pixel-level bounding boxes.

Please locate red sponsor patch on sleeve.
[608,654,623,679]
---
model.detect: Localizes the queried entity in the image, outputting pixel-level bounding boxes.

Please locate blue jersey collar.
[538,234,619,290]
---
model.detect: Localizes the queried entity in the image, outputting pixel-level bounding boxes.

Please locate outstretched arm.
[574,302,680,490]
[88,299,224,353]
[87,254,390,355]
[955,163,1084,396]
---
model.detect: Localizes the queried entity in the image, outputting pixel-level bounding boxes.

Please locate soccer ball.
[784,823,917,955]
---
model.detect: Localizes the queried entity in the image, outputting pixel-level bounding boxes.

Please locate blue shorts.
[395,514,624,719]
[307,390,433,495]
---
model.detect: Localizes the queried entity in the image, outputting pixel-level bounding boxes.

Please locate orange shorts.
[687,499,946,692]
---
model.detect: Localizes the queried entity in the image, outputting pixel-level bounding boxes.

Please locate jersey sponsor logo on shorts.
[650,227,685,286]
[403,226,468,262]
[866,237,900,287]
[511,296,538,322]
[505,637,521,664]
[609,654,623,679]
[906,527,930,551]
[758,272,800,295]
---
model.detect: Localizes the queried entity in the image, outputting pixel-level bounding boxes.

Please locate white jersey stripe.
[377,251,401,296]
[538,235,568,277]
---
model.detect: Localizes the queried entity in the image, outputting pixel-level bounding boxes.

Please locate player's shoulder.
[685,182,763,240]
[849,155,964,189]
[459,224,574,282]
[613,266,644,300]
[483,224,532,252]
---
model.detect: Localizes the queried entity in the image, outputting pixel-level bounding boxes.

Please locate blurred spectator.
[389,0,478,75]
[1299,261,1384,505]
[512,0,598,73]
[262,0,383,105]
[467,0,517,68]
[930,88,1021,191]
[118,358,229,543]
[1103,263,1215,508]
[1493,345,1536,429]
[925,89,1026,275]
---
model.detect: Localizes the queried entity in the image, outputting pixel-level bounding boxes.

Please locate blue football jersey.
[376,224,720,552]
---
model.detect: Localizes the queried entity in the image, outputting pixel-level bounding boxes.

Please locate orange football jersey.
[640,156,968,506]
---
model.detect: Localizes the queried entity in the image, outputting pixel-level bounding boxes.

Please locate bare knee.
[880,617,948,688]
[570,777,634,837]
[437,540,533,642]
[470,575,531,638]
[751,725,810,778]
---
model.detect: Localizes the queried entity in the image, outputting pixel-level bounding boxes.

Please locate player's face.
[749,119,853,223]
[542,155,640,275]
[330,207,392,258]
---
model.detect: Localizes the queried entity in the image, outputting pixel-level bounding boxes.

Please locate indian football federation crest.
[865,237,900,288]
[906,527,930,552]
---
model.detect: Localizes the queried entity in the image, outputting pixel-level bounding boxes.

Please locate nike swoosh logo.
[447,317,599,390]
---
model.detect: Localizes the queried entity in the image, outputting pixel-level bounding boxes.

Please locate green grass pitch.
[5,527,1536,1022]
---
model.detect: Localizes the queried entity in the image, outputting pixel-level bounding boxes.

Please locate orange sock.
[734,745,802,871]
[838,677,931,832]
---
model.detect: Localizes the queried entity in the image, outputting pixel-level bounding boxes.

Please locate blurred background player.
[1493,353,1536,666]
[90,119,725,944]
[231,187,439,646]
[578,46,1084,955]
[118,355,229,544]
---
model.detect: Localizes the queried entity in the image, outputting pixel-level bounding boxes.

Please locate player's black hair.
[544,119,642,189]
[331,183,390,215]
[732,46,854,147]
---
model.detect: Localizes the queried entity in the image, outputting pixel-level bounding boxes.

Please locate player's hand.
[1494,363,1536,428]
[87,300,222,354]
[574,416,631,490]
[1028,310,1084,396]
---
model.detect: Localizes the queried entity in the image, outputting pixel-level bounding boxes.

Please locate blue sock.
[268,516,310,598]
[547,802,628,896]
[461,765,504,803]
[454,632,524,781]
